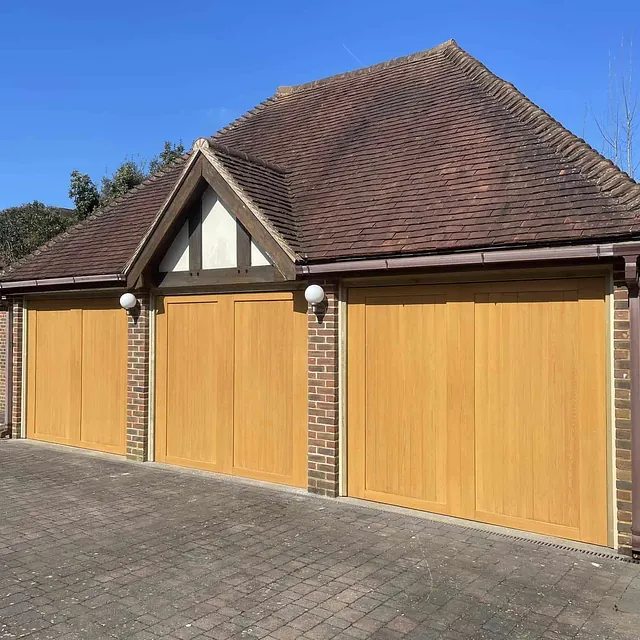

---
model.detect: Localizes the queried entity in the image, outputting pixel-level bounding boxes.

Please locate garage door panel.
[233,298,306,486]
[364,296,448,504]
[474,291,582,530]
[157,299,233,472]
[80,304,127,454]
[28,305,82,444]
[349,290,475,516]
[349,277,609,546]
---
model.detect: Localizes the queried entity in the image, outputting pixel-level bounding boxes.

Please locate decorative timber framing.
[157,266,283,289]
[237,222,251,269]
[153,181,284,289]
[126,141,298,288]
[188,203,202,275]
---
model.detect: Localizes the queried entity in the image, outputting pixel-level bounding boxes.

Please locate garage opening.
[347,278,609,545]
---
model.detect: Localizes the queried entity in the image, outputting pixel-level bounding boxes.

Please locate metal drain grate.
[463,526,640,564]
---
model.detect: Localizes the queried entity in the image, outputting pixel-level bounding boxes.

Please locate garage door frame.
[344,267,615,547]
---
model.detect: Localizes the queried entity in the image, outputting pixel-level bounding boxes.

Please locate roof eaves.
[0,273,125,292]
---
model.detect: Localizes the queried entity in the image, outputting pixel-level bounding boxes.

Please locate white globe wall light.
[119,292,138,312]
[305,284,327,318]
[304,284,325,306]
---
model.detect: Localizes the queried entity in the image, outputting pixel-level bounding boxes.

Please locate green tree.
[0,201,76,266]
[100,160,146,205]
[149,141,185,174]
[68,170,100,220]
[68,140,185,217]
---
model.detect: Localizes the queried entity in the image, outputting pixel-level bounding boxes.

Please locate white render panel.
[251,240,271,266]
[202,188,237,269]
[159,220,189,272]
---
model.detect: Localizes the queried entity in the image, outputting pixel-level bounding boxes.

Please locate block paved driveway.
[1,441,639,640]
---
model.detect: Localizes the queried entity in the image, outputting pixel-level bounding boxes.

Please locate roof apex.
[278,39,458,96]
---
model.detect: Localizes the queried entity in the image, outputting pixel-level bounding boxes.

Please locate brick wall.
[11,299,23,438]
[613,269,633,555]
[307,284,339,497]
[126,294,150,461]
[0,306,6,427]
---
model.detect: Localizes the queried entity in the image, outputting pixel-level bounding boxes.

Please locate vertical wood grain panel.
[155,298,168,462]
[158,297,232,472]
[27,302,82,445]
[473,288,600,540]
[577,278,609,544]
[26,306,37,442]
[363,295,449,506]
[348,286,471,516]
[446,291,476,520]
[232,293,306,486]
[80,302,127,454]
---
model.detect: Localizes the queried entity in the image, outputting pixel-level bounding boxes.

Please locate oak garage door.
[27,299,128,454]
[348,278,609,545]
[155,292,307,487]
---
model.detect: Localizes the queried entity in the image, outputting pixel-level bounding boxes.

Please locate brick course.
[307,284,339,497]
[126,294,150,461]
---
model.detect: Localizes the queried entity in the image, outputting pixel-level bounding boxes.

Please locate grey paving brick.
[1,440,639,640]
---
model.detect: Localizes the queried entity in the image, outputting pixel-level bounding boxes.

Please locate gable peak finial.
[193,138,210,151]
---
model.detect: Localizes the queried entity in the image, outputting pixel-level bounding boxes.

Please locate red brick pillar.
[126,293,150,460]
[11,299,24,438]
[0,304,6,434]
[614,282,633,553]
[307,284,339,496]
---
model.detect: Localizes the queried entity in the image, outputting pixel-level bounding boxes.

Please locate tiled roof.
[4,40,640,282]
[215,40,640,261]
[210,143,301,253]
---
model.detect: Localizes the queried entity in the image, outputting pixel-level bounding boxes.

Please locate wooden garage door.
[348,278,609,545]
[155,292,307,487]
[26,299,127,454]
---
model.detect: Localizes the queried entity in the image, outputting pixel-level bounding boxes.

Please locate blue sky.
[0,0,638,209]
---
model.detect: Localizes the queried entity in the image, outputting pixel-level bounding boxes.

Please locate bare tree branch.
[596,36,637,178]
